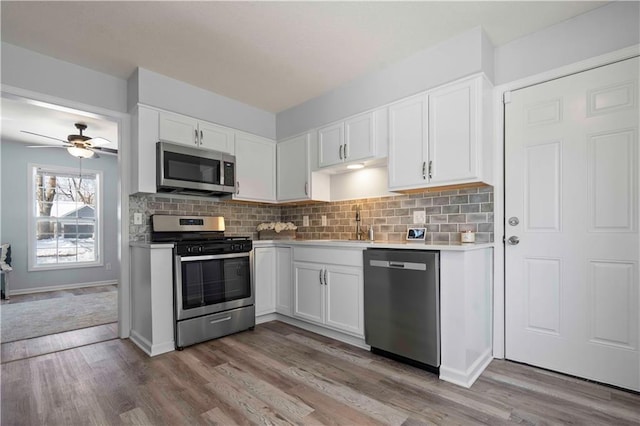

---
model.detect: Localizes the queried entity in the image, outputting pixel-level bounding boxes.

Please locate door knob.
[507,236,520,245]
[508,217,519,226]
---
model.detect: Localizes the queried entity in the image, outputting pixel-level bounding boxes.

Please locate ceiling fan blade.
[26,145,65,149]
[20,130,69,144]
[87,137,110,147]
[92,146,118,156]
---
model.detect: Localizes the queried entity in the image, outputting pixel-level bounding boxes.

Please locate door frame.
[492,44,640,358]
[1,83,132,339]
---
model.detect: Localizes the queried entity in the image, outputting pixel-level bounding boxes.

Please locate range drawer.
[175,305,255,349]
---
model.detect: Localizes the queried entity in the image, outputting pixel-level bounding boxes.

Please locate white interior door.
[505,57,639,391]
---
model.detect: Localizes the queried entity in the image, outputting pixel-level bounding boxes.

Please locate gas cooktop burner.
[150,215,252,255]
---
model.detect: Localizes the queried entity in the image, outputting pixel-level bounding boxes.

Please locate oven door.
[175,252,253,321]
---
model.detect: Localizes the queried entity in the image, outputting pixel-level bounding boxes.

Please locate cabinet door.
[254,248,276,316]
[199,121,235,154]
[159,111,198,146]
[388,94,428,189]
[318,122,344,168]
[428,78,478,184]
[234,133,276,202]
[277,134,310,201]
[293,261,324,325]
[131,105,159,194]
[275,247,293,316]
[344,112,375,162]
[325,265,364,336]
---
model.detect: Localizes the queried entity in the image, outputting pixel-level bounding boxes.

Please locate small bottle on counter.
[369,226,375,241]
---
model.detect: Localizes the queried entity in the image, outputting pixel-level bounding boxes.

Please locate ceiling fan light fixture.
[67,146,94,159]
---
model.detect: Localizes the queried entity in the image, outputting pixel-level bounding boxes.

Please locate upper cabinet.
[317,109,388,170]
[277,133,329,203]
[159,111,235,154]
[388,75,492,191]
[234,132,277,203]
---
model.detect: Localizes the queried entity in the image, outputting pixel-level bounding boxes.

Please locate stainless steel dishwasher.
[364,249,440,371]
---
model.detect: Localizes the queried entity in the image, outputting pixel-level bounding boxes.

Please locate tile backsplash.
[129,195,281,242]
[130,185,493,244]
[281,185,494,244]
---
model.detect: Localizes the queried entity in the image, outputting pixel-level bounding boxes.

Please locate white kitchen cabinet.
[254,246,292,317]
[318,121,344,168]
[254,247,276,316]
[317,109,386,170]
[159,110,235,154]
[130,105,160,194]
[129,243,175,356]
[275,247,293,315]
[388,93,428,188]
[234,132,276,202]
[293,247,364,337]
[388,74,492,191]
[277,133,330,202]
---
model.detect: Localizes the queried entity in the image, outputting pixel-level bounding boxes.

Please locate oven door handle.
[179,252,250,262]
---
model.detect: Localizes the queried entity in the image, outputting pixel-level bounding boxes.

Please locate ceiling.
[1,1,608,114]
[1,1,608,150]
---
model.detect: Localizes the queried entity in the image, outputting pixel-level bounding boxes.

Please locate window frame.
[27,163,104,271]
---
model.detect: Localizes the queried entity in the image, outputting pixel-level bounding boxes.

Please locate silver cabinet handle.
[236,181,240,195]
[507,236,520,245]
[319,269,324,285]
[422,161,426,180]
[194,129,199,145]
[200,130,203,142]
[304,182,308,196]
[344,143,348,159]
[428,161,433,179]
[324,269,328,286]
[339,144,343,160]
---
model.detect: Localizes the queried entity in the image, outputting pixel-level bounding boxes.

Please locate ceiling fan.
[23,123,117,158]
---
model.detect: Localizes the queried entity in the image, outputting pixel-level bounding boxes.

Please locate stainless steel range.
[151,215,254,349]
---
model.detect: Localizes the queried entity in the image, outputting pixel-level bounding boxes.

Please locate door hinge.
[503,91,512,104]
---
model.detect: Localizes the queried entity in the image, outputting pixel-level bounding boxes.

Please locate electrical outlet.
[106,262,112,270]
[321,215,327,226]
[303,215,309,227]
[413,210,426,224]
[133,212,143,225]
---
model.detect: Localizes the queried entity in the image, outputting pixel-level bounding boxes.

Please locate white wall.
[0,140,120,292]
[1,43,128,113]
[494,2,640,85]
[129,68,276,140]
[277,27,492,140]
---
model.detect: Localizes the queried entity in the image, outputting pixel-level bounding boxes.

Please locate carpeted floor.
[1,289,117,343]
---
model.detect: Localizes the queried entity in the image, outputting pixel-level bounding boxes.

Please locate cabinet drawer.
[294,247,363,267]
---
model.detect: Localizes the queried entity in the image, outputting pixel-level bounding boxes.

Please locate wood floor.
[2,321,638,425]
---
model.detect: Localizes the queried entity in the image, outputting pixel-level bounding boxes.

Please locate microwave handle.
[220,161,224,186]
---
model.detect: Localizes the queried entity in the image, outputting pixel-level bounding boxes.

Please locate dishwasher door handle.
[369,259,427,271]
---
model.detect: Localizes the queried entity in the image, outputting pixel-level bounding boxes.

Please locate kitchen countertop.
[130,242,175,249]
[252,239,493,251]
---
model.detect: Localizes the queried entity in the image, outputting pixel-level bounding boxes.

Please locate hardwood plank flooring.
[1,323,118,363]
[2,320,639,425]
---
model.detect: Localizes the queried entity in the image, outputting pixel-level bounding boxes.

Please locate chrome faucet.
[355,205,362,240]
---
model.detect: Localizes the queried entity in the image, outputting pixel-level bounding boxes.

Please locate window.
[28,164,102,270]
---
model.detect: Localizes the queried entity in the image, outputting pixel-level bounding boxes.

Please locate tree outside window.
[30,165,101,269]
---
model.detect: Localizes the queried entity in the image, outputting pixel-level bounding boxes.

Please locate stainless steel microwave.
[156,142,236,197]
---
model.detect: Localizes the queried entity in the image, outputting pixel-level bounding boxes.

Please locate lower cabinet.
[293,247,364,337]
[254,246,292,317]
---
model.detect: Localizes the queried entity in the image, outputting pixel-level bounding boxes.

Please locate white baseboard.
[129,330,174,357]
[440,347,493,388]
[256,312,278,324]
[273,314,369,350]
[9,280,118,296]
